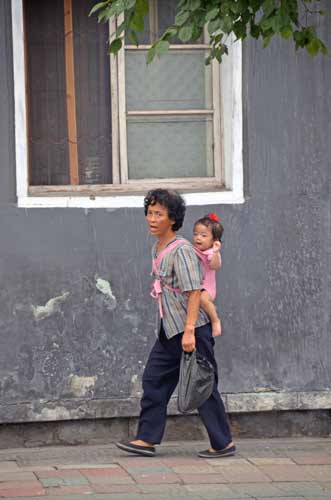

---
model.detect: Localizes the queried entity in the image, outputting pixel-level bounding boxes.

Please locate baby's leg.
[200,290,222,337]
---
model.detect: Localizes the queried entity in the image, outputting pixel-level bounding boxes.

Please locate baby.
[193,213,223,337]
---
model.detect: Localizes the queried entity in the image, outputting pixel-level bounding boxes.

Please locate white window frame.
[12,0,244,208]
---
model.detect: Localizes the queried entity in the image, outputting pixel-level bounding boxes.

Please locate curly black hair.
[144,189,186,231]
[194,215,224,242]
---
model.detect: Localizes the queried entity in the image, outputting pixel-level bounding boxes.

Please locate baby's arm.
[208,241,222,270]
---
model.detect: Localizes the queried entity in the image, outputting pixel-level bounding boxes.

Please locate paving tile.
[0,482,45,498]
[131,472,181,484]
[253,497,305,500]
[88,476,135,485]
[44,484,93,495]
[276,481,331,496]
[230,482,296,497]
[192,493,249,500]
[137,483,188,494]
[170,464,216,473]
[40,478,65,487]
[91,483,140,493]
[179,473,228,484]
[184,483,247,498]
[79,467,127,477]
[205,458,250,467]
[80,467,134,485]
[300,465,331,481]
[319,482,331,491]
[0,472,36,482]
[193,497,251,500]
[160,457,204,466]
[215,464,271,483]
[289,454,331,465]
[125,464,172,474]
[40,477,89,488]
[259,464,315,482]
[248,457,295,465]
[115,457,162,467]
[304,497,331,500]
[0,463,19,473]
[35,470,85,479]
[18,466,55,472]
[56,463,118,470]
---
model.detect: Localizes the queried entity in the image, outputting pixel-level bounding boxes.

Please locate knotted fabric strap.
[151,239,189,318]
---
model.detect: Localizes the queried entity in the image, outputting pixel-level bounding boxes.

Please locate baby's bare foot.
[212,319,222,337]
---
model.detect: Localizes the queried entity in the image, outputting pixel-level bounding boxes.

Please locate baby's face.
[193,223,214,251]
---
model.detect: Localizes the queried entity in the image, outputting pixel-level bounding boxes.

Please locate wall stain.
[68,374,98,397]
[31,292,70,321]
[95,277,117,310]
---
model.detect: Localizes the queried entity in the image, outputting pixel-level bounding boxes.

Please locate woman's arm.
[182,289,201,352]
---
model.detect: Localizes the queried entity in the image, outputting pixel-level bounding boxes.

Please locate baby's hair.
[194,214,224,242]
[144,189,186,231]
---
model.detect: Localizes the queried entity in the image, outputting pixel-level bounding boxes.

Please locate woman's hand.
[182,325,196,352]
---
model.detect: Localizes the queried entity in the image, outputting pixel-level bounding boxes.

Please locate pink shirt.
[195,248,222,300]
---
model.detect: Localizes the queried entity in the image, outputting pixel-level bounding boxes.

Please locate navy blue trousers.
[136,323,232,450]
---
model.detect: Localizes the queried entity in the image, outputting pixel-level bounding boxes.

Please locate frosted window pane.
[127,116,214,179]
[126,51,212,111]
[125,0,202,45]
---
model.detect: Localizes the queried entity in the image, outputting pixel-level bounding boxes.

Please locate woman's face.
[146,202,175,238]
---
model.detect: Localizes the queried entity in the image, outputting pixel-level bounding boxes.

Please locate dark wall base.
[0,410,330,449]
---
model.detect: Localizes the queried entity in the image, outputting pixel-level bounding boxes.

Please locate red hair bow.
[208,212,219,222]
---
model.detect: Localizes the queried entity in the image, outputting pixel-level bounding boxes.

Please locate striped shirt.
[152,235,209,339]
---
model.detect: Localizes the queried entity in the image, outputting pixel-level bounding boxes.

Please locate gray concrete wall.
[0,0,330,424]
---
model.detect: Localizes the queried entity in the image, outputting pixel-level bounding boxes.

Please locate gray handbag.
[177,350,215,414]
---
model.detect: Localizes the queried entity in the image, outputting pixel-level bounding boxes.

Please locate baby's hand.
[212,241,221,252]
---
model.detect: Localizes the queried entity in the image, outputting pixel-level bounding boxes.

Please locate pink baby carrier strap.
[151,239,189,318]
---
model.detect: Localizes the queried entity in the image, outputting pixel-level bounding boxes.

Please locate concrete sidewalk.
[0,438,330,499]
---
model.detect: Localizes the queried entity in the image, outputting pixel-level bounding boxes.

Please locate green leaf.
[205,54,212,65]
[250,22,260,39]
[220,15,233,34]
[155,40,170,55]
[208,18,221,35]
[136,0,149,16]
[116,19,128,37]
[108,37,122,54]
[161,26,178,39]
[146,46,156,64]
[280,26,292,40]
[205,7,219,21]
[131,13,145,32]
[128,30,139,46]
[262,0,275,18]
[263,34,273,47]
[260,17,274,32]
[175,10,190,26]
[178,25,194,42]
[89,1,108,17]
[123,0,136,8]
[189,0,201,10]
[306,38,321,56]
[230,0,246,15]
[233,20,247,40]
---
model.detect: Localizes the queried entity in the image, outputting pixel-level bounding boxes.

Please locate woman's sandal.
[116,441,156,457]
[198,445,236,458]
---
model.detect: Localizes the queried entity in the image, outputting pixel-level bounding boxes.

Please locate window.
[12,0,243,207]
